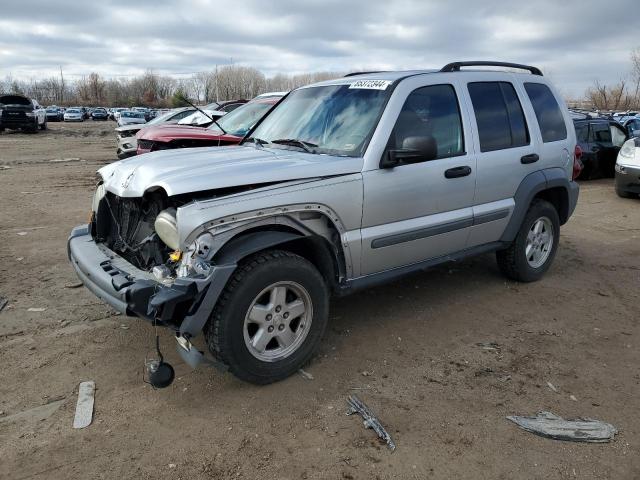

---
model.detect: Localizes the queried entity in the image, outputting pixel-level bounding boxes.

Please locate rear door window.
[524,83,567,143]
[468,82,529,152]
[589,123,612,144]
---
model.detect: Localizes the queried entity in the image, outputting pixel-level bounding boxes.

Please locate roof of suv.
[308,62,545,88]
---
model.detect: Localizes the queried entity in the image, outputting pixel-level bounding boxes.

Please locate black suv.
[573,118,628,179]
[0,94,47,132]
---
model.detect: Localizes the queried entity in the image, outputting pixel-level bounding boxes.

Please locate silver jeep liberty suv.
[68,61,580,384]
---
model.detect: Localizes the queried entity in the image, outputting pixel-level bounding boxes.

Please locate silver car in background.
[117,110,147,127]
[63,108,84,122]
[115,107,196,159]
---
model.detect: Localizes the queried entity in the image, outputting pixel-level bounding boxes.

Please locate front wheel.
[206,250,329,384]
[40,119,47,130]
[496,199,560,282]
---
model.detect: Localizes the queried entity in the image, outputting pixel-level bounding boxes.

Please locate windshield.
[247,83,390,156]
[208,101,276,137]
[67,109,80,113]
[122,111,144,118]
[148,109,183,125]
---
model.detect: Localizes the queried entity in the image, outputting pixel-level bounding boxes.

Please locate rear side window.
[524,83,567,143]
[468,82,529,152]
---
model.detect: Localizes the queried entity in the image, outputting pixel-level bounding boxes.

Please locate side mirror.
[380,136,438,169]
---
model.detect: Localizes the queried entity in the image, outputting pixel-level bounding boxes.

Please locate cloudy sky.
[0,0,637,98]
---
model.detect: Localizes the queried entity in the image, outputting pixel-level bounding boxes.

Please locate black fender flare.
[500,168,574,243]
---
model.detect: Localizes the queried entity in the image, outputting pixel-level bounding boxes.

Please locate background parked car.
[64,108,84,122]
[116,107,197,159]
[0,94,47,132]
[574,118,628,179]
[136,93,284,154]
[622,117,640,138]
[117,110,147,127]
[615,138,640,198]
[45,106,64,122]
[109,108,126,121]
[177,109,226,127]
[91,107,109,121]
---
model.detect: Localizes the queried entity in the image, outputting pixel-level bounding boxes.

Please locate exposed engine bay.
[92,190,170,269]
[91,182,288,273]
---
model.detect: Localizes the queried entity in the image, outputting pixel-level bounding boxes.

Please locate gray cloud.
[0,0,637,97]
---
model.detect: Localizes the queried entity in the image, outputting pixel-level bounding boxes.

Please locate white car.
[63,108,84,122]
[615,138,640,198]
[115,107,196,159]
[177,109,225,127]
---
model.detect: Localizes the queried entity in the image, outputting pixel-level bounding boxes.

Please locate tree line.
[0,66,342,107]
[583,48,640,111]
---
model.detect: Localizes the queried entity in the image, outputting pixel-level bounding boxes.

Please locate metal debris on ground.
[0,297,8,313]
[347,395,396,451]
[507,411,617,443]
[546,381,558,393]
[64,282,84,289]
[298,369,314,380]
[73,381,95,429]
[476,342,501,351]
[27,307,46,312]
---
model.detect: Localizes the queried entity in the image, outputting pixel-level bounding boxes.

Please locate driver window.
[388,84,464,160]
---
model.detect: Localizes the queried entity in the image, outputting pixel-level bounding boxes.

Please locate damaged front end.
[69,185,241,369]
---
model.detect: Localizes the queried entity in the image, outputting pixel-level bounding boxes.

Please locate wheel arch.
[501,168,573,243]
[211,214,348,292]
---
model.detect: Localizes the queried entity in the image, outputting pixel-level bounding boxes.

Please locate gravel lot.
[1,121,639,479]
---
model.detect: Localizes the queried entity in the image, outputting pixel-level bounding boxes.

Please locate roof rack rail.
[344,71,386,77]
[440,61,543,76]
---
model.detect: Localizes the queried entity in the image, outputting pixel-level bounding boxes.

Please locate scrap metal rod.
[347,394,396,451]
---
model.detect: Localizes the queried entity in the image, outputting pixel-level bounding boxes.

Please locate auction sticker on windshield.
[349,80,392,90]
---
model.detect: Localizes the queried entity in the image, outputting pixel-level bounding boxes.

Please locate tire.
[496,199,560,282]
[616,187,635,199]
[40,119,47,130]
[206,250,329,384]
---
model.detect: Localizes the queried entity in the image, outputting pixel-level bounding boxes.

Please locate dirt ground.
[0,121,639,480]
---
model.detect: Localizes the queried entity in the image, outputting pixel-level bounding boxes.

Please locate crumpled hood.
[98,145,363,197]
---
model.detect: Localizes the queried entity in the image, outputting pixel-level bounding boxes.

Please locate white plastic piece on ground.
[507,411,617,443]
[73,381,95,429]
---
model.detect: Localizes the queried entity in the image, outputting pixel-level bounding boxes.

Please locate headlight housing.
[92,182,106,212]
[619,139,636,160]
[155,208,179,250]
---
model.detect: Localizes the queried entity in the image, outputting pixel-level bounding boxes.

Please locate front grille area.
[1,110,29,125]
[94,192,168,269]
[137,139,154,150]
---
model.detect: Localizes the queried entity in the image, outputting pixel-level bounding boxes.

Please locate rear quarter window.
[524,83,567,143]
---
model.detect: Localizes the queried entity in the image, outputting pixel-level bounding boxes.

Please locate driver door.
[360,83,477,275]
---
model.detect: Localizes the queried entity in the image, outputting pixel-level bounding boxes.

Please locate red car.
[136,93,285,154]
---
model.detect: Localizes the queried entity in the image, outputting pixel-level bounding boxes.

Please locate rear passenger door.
[463,79,540,247]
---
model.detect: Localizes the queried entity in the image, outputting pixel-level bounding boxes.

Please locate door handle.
[444,166,472,178]
[520,153,539,164]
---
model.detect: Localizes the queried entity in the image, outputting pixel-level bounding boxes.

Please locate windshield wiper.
[271,138,318,153]
[245,137,269,146]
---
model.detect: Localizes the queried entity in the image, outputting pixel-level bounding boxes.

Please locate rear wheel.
[206,250,329,384]
[496,199,560,282]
